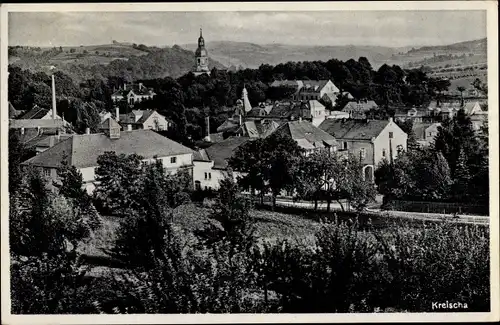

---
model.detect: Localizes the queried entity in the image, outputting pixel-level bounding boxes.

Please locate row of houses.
[19,112,407,195]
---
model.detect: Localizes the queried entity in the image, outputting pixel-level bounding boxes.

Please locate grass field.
[79,203,322,261]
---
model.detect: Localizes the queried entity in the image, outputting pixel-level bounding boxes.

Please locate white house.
[319,117,407,182]
[111,83,156,105]
[119,109,170,131]
[193,137,250,191]
[22,117,193,194]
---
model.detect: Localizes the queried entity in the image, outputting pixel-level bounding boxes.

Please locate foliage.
[375,148,452,202]
[93,152,144,215]
[8,130,36,195]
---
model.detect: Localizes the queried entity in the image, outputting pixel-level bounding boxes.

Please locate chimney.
[85,127,90,135]
[205,116,211,142]
[239,112,242,126]
[20,127,25,135]
[49,136,55,147]
[123,84,127,91]
[51,74,56,120]
[139,82,143,90]
[388,117,393,123]
[115,106,120,122]
[127,124,132,131]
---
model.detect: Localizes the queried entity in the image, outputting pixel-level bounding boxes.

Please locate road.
[265,198,490,226]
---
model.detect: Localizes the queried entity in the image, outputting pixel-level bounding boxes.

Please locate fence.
[385,199,489,216]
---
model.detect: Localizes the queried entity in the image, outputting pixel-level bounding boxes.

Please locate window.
[170,157,177,164]
[382,149,386,157]
[208,172,212,180]
[396,145,404,156]
[389,132,394,139]
[204,172,208,180]
[360,148,366,159]
[343,141,348,150]
[43,168,51,177]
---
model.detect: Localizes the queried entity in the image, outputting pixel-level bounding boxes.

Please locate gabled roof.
[270,80,302,89]
[299,80,332,93]
[271,120,337,149]
[23,129,194,169]
[19,106,49,119]
[202,136,251,169]
[216,119,240,133]
[319,119,390,141]
[98,117,121,130]
[9,102,25,119]
[9,119,66,129]
[119,109,158,125]
[463,101,482,115]
[342,101,378,112]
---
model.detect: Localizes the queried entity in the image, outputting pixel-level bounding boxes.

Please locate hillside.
[180,38,487,71]
[8,43,226,82]
[388,38,487,69]
[180,41,402,69]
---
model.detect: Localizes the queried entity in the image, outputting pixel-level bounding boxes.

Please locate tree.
[264,132,303,209]
[93,152,145,215]
[395,119,419,151]
[457,86,466,105]
[229,138,269,204]
[452,149,470,200]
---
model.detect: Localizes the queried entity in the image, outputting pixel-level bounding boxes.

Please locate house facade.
[22,117,193,194]
[119,109,170,131]
[111,83,156,105]
[319,118,407,182]
[270,120,338,155]
[193,137,249,190]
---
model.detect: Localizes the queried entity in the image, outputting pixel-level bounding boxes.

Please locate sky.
[8,10,487,48]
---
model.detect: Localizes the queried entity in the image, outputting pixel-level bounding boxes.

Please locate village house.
[319,118,407,182]
[118,109,170,131]
[111,83,156,106]
[193,137,250,191]
[342,100,379,119]
[270,119,338,155]
[17,104,66,121]
[22,117,194,194]
[300,100,327,127]
[269,79,345,105]
[394,107,431,123]
[413,122,441,147]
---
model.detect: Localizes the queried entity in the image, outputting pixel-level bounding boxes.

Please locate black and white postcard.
[1,1,498,324]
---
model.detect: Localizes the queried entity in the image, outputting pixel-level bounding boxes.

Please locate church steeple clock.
[194,28,210,76]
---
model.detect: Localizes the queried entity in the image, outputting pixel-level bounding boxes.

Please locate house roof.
[216,119,240,133]
[299,80,331,93]
[268,101,301,119]
[394,107,427,117]
[270,80,302,89]
[119,109,158,125]
[9,102,25,119]
[19,106,49,119]
[271,120,337,149]
[25,134,73,149]
[307,100,325,111]
[23,129,193,169]
[463,101,482,115]
[319,119,390,141]
[342,101,378,112]
[112,84,156,98]
[202,136,251,169]
[9,119,66,129]
[98,117,121,130]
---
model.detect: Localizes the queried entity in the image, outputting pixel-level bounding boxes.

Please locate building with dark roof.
[22,117,194,194]
[319,118,407,182]
[270,120,337,153]
[118,109,170,131]
[193,136,251,190]
[111,83,156,106]
[342,100,379,119]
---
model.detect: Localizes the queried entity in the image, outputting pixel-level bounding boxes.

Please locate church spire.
[200,27,202,37]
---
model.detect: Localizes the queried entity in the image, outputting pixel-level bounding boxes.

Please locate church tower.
[194,28,210,76]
